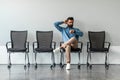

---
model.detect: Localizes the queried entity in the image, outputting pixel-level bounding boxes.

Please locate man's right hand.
[64,20,67,24]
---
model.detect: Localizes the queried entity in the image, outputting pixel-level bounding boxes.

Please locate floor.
[0,64,120,80]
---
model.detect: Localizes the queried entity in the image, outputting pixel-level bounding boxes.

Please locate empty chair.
[87,31,111,69]
[6,31,30,68]
[60,41,83,69]
[33,31,56,69]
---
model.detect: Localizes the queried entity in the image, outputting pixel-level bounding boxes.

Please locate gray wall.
[0,0,120,64]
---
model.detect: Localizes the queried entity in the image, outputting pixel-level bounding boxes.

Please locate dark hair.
[66,17,74,21]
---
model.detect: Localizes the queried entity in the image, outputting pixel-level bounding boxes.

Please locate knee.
[65,45,71,49]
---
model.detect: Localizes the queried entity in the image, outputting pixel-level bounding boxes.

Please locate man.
[54,17,83,70]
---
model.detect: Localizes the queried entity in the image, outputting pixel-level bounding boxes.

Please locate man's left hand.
[69,30,75,34]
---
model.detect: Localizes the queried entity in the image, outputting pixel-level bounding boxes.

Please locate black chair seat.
[71,48,82,52]
[8,48,27,52]
[61,48,81,52]
[90,48,108,52]
[35,48,53,52]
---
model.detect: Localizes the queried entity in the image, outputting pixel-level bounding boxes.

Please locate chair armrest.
[6,41,12,50]
[26,42,29,52]
[33,41,37,52]
[60,41,64,46]
[87,42,90,52]
[78,41,83,52]
[52,41,56,49]
[104,42,111,51]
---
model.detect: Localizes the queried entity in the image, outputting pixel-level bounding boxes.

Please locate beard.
[67,25,73,28]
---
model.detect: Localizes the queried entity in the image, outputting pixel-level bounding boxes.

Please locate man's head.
[66,17,74,28]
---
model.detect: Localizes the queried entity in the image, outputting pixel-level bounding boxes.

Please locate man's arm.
[54,21,64,32]
[74,28,83,37]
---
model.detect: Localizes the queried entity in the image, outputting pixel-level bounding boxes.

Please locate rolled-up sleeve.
[54,21,64,32]
[75,28,83,37]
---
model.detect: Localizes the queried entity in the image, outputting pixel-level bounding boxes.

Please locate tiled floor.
[0,64,120,80]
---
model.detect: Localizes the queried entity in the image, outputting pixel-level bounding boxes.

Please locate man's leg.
[65,45,71,70]
[53,37,76,53]
[61,37,77,48]
[65,40,78,64]
[65,45,71,63]
[65,39,78,70]
[66,37,77,45]
[71,39,78,49]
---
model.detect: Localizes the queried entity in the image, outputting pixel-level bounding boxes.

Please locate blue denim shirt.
[54,21,83,42]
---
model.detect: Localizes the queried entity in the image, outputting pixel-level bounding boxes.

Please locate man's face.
[66,20,74,28]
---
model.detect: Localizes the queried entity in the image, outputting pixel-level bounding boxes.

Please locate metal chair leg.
[8,52,11,68]
[105,52,109,70]
[87,52,92,69]
[35,52,37,69]
[89,52,92,69]
[50,52,55,69]
[87,52,90,67]
[60,51,63,67]
[60,52,64,69]
[52,52,56,66]
[27,53,30,67]
[78,52,81,69]
[62,52,65,68]
[24,53,27,69]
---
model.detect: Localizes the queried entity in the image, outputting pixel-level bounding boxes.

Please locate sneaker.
[53,47,60,53]
[66,69,70,75]
[66,63,71,70]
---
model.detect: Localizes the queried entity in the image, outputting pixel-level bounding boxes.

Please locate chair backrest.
[11,31,27,49]
[88,31,105,49]
[36,31,53,49]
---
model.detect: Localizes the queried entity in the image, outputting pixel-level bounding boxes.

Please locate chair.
[60,41,83,69]
[6,31,30,68]
[33,31,56,69]
[87,31,111,69]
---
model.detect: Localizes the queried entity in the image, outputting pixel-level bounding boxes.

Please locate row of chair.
[6,31,111,70]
